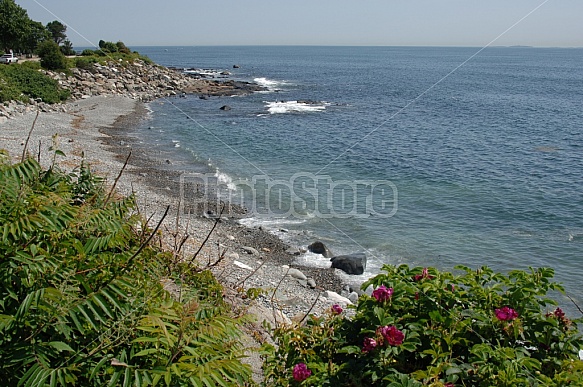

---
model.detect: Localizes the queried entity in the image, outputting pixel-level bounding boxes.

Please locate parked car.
[0,53,19,64]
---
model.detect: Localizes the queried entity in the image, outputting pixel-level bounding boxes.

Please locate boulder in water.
[308,241,334,258]
[330,253,366,275]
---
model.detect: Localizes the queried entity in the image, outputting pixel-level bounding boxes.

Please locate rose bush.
[262,265,583,386]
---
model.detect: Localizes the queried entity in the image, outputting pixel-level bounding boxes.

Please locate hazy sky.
[18,0,583,48]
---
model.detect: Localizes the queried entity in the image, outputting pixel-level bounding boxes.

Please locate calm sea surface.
[130,46,583,315]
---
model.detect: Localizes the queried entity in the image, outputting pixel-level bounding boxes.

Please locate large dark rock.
[308,241,334,258]
[219,105,231,111]
[330,253,367,275]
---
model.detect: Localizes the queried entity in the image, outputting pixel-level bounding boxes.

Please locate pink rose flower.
[378,325,405,346]
[362,337,377,353]
[414,267,434,281]
[331,304,343,315]
[554,307,565,319]
[495,306,518,321]
[292,363,311,382]
[372,285,393,302]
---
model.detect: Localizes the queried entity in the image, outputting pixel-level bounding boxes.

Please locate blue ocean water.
[131,46,583,314]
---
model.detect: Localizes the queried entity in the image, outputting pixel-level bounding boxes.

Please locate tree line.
[0,0,74,56]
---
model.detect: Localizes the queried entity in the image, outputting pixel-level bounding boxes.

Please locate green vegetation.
[60,40,75,56]
[0,2,157,105]
[0,61,70,103]
[0,42,151,104]
[0,152,254,386]
[99,39,119,53]
[46,20,67,45]
[0,0,65,55]
[263,265,583,386]
[37,40,68,71]
[0,0,33,53]
[78,46,153,65]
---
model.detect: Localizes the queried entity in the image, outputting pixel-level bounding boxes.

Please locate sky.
[17,0,583,48]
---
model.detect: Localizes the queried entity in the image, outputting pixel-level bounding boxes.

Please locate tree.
[0,0,33,52]
[46,20,67,44]
[60,39,75,56]
[37,40,67,70]
[23,20,50,55]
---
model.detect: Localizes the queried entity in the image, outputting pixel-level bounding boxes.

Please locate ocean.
[128,46,583,315]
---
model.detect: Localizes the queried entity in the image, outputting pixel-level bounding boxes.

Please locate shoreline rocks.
[330,253,367,275]
[308,241,334,258]
[0,59,265,119]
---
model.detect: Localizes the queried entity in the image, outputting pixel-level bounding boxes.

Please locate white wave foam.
[239,217,307,228]
[265,100,329,114]
[294,251,334,269]
[254,77,289,91]
[214,170,236,191]
[183,68,225,77]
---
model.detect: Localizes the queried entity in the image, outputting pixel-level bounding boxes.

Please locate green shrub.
[263,265,583,386]
[81,49,95,56]
[0,63,69,103]
[0,77,22,102]
[116,41,131,54]
[98,39,118,53]
[37,40,67,71]
[75,57,96,71]
[60,39,76,56]
[0,156,253,386]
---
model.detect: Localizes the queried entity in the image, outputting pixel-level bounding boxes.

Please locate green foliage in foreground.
[0,61,70,103]
[263,265,583,386]
[0,153,253,386]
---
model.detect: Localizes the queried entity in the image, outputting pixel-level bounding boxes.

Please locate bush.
[75,57,96,71]
[81,49,95,56]
[0,156,254,386]
[60,39,76,56]
[0,77,21,102]
[37,40,67,71]
[0,63,69,103]
[116,41,131,54]
[263,265,583,386]
[98,39,118,53]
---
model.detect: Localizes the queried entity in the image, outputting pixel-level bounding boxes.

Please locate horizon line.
[74,43,583,49]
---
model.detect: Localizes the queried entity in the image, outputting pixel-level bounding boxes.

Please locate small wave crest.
[254,77,289,91]
[265,100,329,114]
[183,68,227,78]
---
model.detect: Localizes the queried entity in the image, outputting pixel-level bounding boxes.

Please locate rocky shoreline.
[101,101,356,313]
[0,59,362,381]
[0,58,265,120]
[0,57,361,312]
